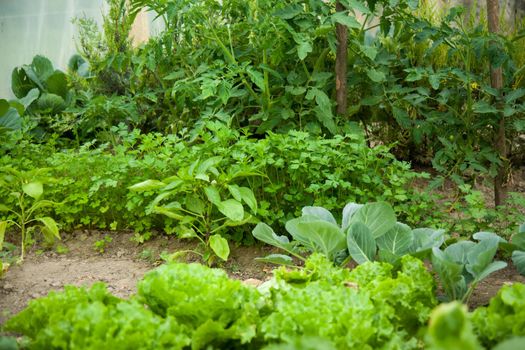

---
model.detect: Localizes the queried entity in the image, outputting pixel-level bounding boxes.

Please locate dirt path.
[1,230,524,325]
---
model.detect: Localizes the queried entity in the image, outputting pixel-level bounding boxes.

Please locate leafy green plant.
[260,254,436,349]
[425,302,482,350]
[470,224,525,276]
[253,201,445,266]
[4,283,190,349]
[130,157,260,263]
[431,235,507,302]
[0,167,60,261]
[11,55,71,115]
[93,235,113,254]
[471,283,525,348]
[137,262,263,349]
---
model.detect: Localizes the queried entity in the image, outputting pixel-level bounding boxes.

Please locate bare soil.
[0,231,275,325]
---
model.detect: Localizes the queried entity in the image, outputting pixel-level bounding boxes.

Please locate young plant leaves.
[346,221,376,264]
[286,218,346,260]
[216,199,244,222]
[376,222,413,257]
[22,182,43,199]
[209,234,230,261]
[301,206,337,225]
[348,202,396,238]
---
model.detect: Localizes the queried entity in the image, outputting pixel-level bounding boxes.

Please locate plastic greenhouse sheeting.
[0,0,106,98]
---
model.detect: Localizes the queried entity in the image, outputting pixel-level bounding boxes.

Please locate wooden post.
[335,1,348,117]
[487,0,507,206]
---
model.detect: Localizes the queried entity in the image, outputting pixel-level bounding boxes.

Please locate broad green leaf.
[0,204,10,212]
[0,107,22,131]
[238,187,257,213]
[376,222,413,256]
[493,337,525,350]
[22,182,43,199]
[185,194,205,215]
[344,0,372,14]
[0,221,7,250]
[428,74,441,89]
[472,101,498,114]
[0,100,8,115]
[18,88,39,109]
[412,228,445,253]
[11,67,34,98]
[346,221,376,264]
[349,202,396,238]
[366,68,386,83]
[297,41,312,60]
[255,254,294,266]
[504,88,525,103]
[177,225,198,239]
[29,200,60,213]
[209,234,230,261]
[466,237,500,278]
[36,217,60,240]
[341,203,363,230]
[432,247,468,301]
[31,55,54,82]
[252,223,293,251]
[36,93,66,114]
[153,206,184,220]
[286,218,346,259]
[444,241,476,265]
[472,231,506,243]
[204,186,221,205]
[301,206,337,225]
[472,261,507,282]
[332,12,361,29]
[128,179,166,192]
[511,231,525,250]
[46,70,68,99]
[377,249,400,265]
[512,250,525,275]
[216,199,244,222]
[246,67,265,92]
[227,184,242,202]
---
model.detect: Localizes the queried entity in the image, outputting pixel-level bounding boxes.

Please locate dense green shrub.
[1,123,420,241]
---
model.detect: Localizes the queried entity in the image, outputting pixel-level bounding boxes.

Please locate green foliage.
[4,283,190,349]
[137,262,263,349]
[130,156,260,262]
[93,235,113,254]
[261,254,437,349]
[471,283,525,348]
[1,124,419,242]
[0,167,60,261]
[6,253,525,350]
[253,201,445,266]
[11,55,71,116]
[431,236,507,302]
[426,302,482,350]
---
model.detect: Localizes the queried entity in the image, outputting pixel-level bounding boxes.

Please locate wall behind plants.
[0,0,106,98]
